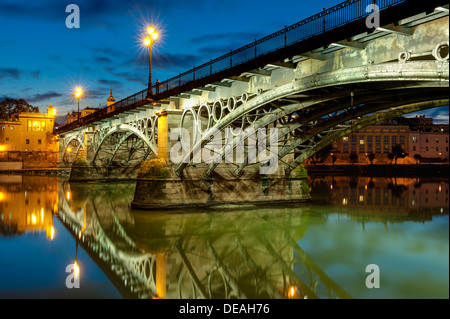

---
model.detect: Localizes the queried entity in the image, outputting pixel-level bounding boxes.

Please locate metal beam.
[225,76,251,82]
[377,23,413,36]
[244,69,272,77]
[196,86,216,92]
[266,61,297,69]
[331,39,365,50]
[297,52,327,61]
[211,81,232,88]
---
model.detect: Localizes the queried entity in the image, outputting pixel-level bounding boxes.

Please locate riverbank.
[0,168,70,176]
[304,164,449,177]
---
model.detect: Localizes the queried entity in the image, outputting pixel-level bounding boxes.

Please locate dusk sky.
[0,0,448,124]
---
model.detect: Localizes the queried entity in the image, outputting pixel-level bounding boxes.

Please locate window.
[5,138,9,141]
[26,139,29,144]
[413,146,416,151]
[426,147,429,152]
[400,136,405,145]
[27,120,46,132]
[392,136,397,145]
[375,136,381,152]
[426,138,429,143]
[436,147,439,152]
[359,136,365,152]
[436,138,439,143]
[1,126,4,130]
[10,126,13,130]
[38,139,42,145]
[412,136,417,143]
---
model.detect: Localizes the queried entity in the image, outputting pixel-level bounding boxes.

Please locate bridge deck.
[55,0,449,134]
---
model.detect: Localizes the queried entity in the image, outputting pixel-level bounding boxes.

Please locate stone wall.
[132,177,310,210]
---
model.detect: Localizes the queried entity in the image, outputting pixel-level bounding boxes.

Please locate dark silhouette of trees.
[388,144,408,165]
[349,153,358,165]
[0,98,39,119]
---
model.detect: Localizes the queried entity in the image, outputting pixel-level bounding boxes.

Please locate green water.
[0,175,448,299]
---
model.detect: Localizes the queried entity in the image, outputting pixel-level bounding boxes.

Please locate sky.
[0,0,448,124]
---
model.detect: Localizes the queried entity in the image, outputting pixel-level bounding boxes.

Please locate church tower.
[106,89,115,107]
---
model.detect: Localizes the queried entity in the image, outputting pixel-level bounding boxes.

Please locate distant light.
[75,87,82,98]
[342,198,348,205]
[66,191,71,200]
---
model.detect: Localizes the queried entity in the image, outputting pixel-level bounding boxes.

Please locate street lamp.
[75,87,82,123]
[144,26,159,98]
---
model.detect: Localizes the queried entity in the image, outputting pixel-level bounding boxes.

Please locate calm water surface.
[0,174,448,299]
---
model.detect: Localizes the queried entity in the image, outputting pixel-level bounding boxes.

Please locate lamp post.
[144,26,159,98]
[75,87,82,123]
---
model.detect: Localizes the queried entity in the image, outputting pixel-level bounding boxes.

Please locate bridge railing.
[57,0,408,133]
[154,0,405,95]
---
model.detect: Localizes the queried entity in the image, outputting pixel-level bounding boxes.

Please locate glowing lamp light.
[75,87,82,98]
[31,213,37,225]
[67,147,72,153]
[147,26,155,35]
[152,32,158,40]
[74,261,80,279]
[144,37,151,47]
[0,145,6,152]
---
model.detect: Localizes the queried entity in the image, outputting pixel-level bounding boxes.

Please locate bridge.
[56,0,449,206]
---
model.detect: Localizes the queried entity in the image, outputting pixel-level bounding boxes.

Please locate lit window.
[343,137,349,142]
[436,138,439,143]
[1,126,4,130]
[412,136,417,143]
[10,126,13,130]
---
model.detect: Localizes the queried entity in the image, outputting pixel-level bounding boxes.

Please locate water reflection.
[56,176,448,299]
[310,176,449,219]
[1,175,448,299]
[0,175,57,239]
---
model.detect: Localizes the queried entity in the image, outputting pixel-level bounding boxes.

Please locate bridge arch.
[62,134,85,166]
[174,60,449,177]
[92,124,158,172]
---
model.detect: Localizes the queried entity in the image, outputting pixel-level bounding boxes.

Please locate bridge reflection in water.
[55,176,448,299]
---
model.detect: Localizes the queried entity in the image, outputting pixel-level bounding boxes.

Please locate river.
[0,174,448,299]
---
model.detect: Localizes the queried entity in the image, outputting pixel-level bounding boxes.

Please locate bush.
[292,164,308,179]
[73,155,87,167]
[137,158,170,179]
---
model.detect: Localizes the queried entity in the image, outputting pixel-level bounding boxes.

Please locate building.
[327,116,449,165]
[0,105,56,152]
[64,90,115,124]
[106,90,116,113]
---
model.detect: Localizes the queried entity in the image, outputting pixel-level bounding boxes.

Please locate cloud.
[0,68,21,80]
[30,71,40,79]
[95,56,113,64]
[27,91,63,103]
[98,79,123,87]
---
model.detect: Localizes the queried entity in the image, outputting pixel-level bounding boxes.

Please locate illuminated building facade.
[0,106,56,152]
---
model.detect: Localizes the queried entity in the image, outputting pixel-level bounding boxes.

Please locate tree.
[0,98,39,119]
[349,153,358,165]
[413,154,422,164]
[368,153,375,165]
[388,144,408,165]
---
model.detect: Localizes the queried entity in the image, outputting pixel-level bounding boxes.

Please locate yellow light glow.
[439,186,442,192]
[152,32,158,40]
[67,147,72,153]
[75,87,82,98]
[74,261,80,279]
[31,214,37,225]
[46,225,55,240]
[147,26,155,35]
[66,191,71,200]
[144,37,151,47]
[40,208,44,223]
[330,185,333,190]
[342,198,348,205]
[0,192,4,201]
[78,230,82,240]
[359,195,364,202]
[0,145,6,152]
[287,285,298,299]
